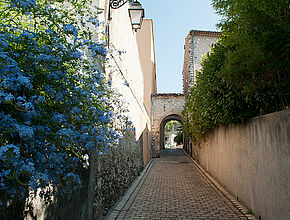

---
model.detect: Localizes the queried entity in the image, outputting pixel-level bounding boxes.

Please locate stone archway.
[160,114,183,150]
[151,93,185,157]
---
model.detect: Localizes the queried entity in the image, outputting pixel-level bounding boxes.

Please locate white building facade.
[96,0,157,165]
[182,30,220,94]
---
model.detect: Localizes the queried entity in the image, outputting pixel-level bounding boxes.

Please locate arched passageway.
[151,93,185,157]
[160,115,183,150]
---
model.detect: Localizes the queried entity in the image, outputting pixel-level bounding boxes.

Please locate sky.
[141,0,221,93]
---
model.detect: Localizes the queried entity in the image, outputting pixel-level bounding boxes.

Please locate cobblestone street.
[106,149,256,220]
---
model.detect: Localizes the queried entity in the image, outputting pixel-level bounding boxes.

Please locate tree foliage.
[0,0,121,214]
[183,0,289,143]
[174,132,183,145]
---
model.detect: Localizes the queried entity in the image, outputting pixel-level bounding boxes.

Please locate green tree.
[174,132,183,145]
[183,0,289,144]
[213,0,290,113]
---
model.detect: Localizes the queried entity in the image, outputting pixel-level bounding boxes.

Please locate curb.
[104,158,154,220]
[183,149,258,220]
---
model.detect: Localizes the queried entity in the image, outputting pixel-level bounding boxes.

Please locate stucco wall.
[193,110,290,220]
[136,19,157,165]
[136,19,157,117]
[151,94,185,157]
[182,30,220,94]
[108,2,154,166]
[193,34,219,73]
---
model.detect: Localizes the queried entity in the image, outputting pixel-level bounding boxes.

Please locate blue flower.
[16,124,34,138]
[71,107,81,114]
[4,93,14,102]
[0,144,20,160]
[0,37,9,50]
[88,17,100,26]
[58,128,73,136]
[63,24,78,37]
[10,0,36,10]
[89,43,107,56]
[51,113,67,123]
[19,31,36,41]
[65,172,81,185]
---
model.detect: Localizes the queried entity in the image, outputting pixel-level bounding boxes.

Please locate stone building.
[151,30,220,158]
[182,30,221,95]
[151,93,185,157]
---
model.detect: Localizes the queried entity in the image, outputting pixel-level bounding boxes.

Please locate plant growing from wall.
[0,0,122,218]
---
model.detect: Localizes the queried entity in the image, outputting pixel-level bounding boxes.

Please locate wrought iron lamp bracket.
[109,0,129,9]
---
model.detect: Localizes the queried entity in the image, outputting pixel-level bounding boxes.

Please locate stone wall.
[182,30,220,94]
[192,31,220,74]
[151,94,185,157]
[182,32,194,95]
[24,130,142,220]
[192,110,290,220]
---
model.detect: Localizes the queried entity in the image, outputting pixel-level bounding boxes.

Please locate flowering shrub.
[0,0,120,212]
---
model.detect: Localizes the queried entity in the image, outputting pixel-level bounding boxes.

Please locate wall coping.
[152,93,184,97]
[189,30,221,37]
[249,109,290,121]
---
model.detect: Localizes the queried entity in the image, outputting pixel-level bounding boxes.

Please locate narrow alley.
[106,149,256,220]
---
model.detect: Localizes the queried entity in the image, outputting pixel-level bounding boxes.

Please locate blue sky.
[141,0,221,93]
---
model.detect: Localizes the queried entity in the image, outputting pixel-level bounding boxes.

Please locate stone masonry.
[182,30,221,95]
[151,94,185,158]
[24,129,143,220]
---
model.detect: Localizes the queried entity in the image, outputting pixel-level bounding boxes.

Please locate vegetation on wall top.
[183,0,289,144]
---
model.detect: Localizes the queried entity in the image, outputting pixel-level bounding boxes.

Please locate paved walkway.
[105,149,256,220]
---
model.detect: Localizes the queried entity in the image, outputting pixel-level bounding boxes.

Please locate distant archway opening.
[160,114,183,150]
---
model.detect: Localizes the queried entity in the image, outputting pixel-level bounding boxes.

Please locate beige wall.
[136,19,157,116]
[136,19,157,164]
[193,110,290,220]
[106,1,156,165]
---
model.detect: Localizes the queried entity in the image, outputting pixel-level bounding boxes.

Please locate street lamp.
[128,0,145,31]
[109,0,145,32]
